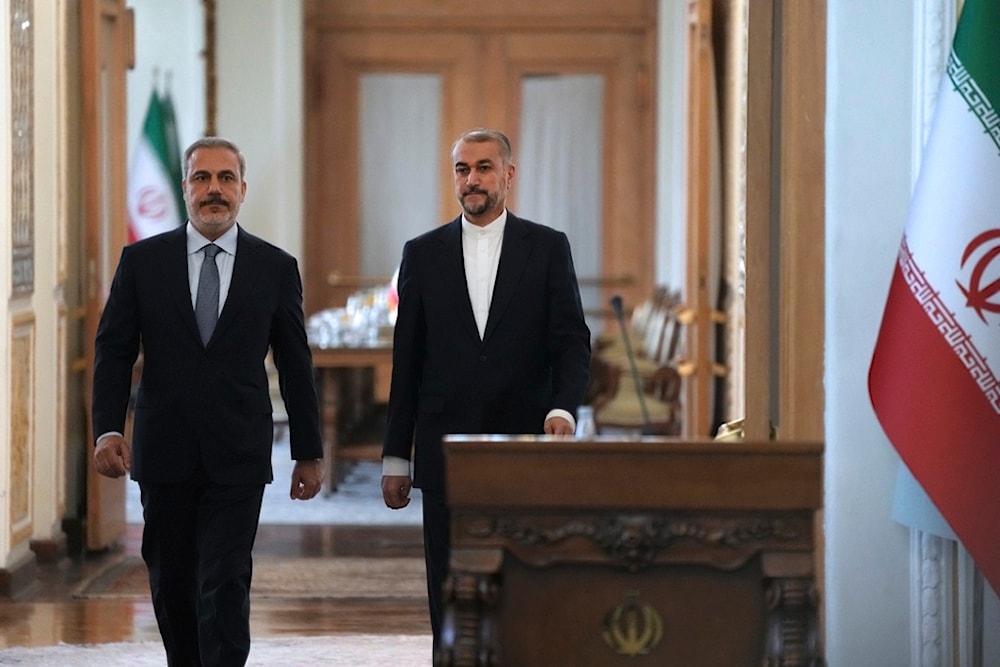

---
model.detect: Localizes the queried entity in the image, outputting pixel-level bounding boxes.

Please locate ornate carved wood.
[762,577,822,666]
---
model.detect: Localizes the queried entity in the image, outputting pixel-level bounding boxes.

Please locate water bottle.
[575,405,597,438]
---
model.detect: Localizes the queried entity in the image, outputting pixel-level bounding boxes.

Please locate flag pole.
[973,566,983,667]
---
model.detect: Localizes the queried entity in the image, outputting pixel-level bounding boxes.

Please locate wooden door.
[81,0,133,550]
[303,0,657,316]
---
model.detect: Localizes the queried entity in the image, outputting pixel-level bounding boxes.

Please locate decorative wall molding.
[9,315,35,545]
[910,3,960,665]
[912,0,957,180]
[10,0,34,296]
[910,532,951,667]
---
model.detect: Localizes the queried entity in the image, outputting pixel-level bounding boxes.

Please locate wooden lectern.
[438,436,824,666]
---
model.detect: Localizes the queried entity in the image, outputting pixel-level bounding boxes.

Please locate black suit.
[92,224,322,665]
[382,213,591,643]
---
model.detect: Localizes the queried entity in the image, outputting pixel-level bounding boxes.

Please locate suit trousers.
[421,489,451,652]
[139,469,265,667]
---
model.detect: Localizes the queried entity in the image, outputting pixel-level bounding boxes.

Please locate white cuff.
[382,455,411,477]
[546,408,576,433]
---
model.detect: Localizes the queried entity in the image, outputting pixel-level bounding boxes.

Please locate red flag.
[869,0,1000,595]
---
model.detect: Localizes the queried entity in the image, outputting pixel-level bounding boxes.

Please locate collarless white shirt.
[187,222,239,315]
[461,210,507,339]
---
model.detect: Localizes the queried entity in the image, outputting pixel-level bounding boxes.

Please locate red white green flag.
[160,87,186,224]
[127,89,183,241]
[869,0,1000,595]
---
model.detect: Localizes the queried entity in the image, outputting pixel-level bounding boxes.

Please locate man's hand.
[94,434,131,478]
[544,415,574,436]
[382,474,412,509]
[290,459,323,500]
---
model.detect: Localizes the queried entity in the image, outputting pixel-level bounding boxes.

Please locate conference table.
[311,342,393,494]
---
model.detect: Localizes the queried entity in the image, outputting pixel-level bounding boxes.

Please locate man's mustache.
[200,195,229,207]
[462,188,486,197]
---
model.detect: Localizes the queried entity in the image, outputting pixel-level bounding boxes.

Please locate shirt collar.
[187,222,239,256]
[461,209,507,238]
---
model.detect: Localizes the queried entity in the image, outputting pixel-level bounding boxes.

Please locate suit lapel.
[484,215,531,343]
[160,227,205,345]
[438,218,481,342]
[210,228,258,345]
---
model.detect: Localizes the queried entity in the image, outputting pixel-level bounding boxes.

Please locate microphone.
[610,295,653,435]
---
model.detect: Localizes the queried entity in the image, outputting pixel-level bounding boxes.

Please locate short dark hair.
[183,137,247,179]
[453,128,513,166]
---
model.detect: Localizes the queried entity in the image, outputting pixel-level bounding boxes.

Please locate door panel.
[358,73,442,277]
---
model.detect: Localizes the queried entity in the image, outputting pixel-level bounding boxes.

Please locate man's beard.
[460,190,496,217]
[187,198,237,228]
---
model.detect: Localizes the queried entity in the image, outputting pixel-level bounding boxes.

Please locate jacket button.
[479,355,487,362]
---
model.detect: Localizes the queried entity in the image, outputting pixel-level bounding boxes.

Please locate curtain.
[359,73,442,277]
[517,75,604,336]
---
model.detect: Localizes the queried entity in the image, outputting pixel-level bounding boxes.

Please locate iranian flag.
[869,0,1000,595]
[160,88,186,224]
[127,90,183,242]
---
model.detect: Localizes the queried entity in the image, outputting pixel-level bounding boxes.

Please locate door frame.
[80,0,133,550]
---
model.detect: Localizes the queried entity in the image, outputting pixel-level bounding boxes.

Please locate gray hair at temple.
[183,136,247,179]
[453,128,514,167]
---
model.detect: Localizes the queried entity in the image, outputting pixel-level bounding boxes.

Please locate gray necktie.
[195,243,222,344]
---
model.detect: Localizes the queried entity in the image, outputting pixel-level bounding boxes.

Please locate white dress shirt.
[187,222,239,314]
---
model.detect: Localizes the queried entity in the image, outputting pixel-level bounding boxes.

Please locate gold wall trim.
[9,315,36,545]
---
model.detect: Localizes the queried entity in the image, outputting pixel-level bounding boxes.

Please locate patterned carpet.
[0,634,432,665]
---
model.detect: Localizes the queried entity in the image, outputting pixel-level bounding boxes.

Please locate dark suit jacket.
[382,213,591,492]
[92,225,323,485]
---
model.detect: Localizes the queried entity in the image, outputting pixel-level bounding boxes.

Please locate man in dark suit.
[92,137,323,666]
[381,128,592,651]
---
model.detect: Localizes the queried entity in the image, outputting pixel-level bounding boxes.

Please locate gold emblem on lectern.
[601,592,664,657]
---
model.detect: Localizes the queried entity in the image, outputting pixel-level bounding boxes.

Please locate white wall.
[825,1,915,662]
[215,0,304,260]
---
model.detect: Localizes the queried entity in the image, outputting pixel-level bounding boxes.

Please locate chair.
[593,362,682,436]
[597,287,682,381]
